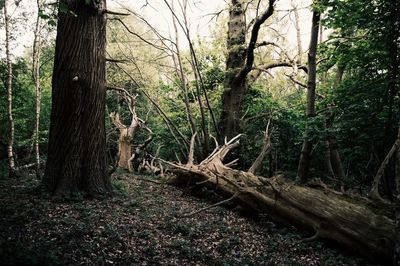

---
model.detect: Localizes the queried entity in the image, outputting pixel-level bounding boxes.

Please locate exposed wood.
[109,112,138,170]
[166,136,395,263]
[248,119,271,174]
[109,67,190,155]
[187,132,197,166]
[130,124,153,173]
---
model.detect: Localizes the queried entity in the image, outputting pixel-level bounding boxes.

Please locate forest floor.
[0,172,383,266]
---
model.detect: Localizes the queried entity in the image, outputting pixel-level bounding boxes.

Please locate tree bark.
[325,108,346,188]
[218,0,247,140]
[218,0,275,139]
[297,10,320,183]
[3,0,16,177]
[33,0,43,178]
[167,136,395,263]
[329,137,346,185]
[248,120,271,174]
[324,140,335,179]
[44,0,112,197]
[370,129,400,201]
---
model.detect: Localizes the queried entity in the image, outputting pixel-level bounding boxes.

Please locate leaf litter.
[0,174,381,265]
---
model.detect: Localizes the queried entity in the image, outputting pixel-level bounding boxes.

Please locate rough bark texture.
[219,0,276,140]
[44,0,112,197]
[218,0,247,139]
[297,10,320,183]
[4,0,16,176]
[167,136,395,263]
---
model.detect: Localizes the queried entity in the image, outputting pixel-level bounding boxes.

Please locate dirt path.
[0,174,380,265]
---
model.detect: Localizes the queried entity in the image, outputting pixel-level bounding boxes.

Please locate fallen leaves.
[0,174,378,265]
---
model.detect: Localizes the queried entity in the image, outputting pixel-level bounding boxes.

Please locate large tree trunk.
[44,0,112,197]
[218,0,247,139]
[297,10,320,183]
[218,0,276,139]
[167,136,395,263]
[3,0,16,177]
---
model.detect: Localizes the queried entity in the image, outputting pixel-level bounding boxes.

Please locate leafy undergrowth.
[0,173,382,266]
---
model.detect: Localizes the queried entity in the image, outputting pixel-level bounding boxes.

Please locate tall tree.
[44,0,112,197]
[32,0,43,178]
[297,8,320,183]
[3,0,16,177]
[218,0,276,139]
[218,0,246,140]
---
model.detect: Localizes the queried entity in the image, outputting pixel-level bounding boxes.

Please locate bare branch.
[103,10,130,16]
[187,132,198,166]
[106,58,129,63]
[248,118,272,174]
[109,18,168,52]
[235,0,277,83]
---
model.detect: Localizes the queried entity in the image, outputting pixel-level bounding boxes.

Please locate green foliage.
[317,0,400,186]
[0,45,53,166]
[240,85,304,176]
[0,59,34,145]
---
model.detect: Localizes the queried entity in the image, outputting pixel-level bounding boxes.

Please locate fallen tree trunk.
[165,135,395,263]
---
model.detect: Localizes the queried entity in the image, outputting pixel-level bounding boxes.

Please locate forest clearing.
[0,0,399,265]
